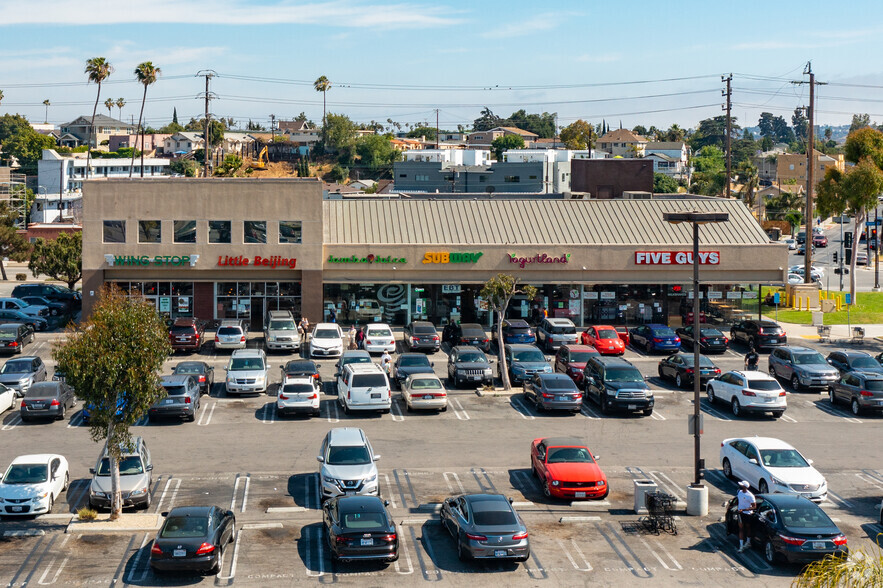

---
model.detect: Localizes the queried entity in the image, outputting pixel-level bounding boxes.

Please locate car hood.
[0,482,49,499]
[227,369,267,379]
[511,361,550,371]
[794,365,839,377]
[545,462,606,483]
[396,365,435,377]
[91,473,149,493]
[567,362,588,370]
[454,361,490,370]
[764,466,826,487]
[312,338,341,348]
[605,380,649,391]
[0,373,31,384]
[321,463,376,480]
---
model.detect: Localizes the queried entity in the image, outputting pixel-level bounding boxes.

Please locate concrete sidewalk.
[777,320,883,346]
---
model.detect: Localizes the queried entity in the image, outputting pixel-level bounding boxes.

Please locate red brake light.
[465,533,487,541]
[653,338,662,343]
[20,400,25,408]
[741,390,756,396]
[240,336,246,342]
[861,390,874,396]
[512,532,529,541]
[700,338,708,343]
[195,542,215,555]
[833,534,847,546]
[313,373,320,379]
[714,368,721,374]
[309,394,318,399]
[758,328,765,334]
[379,533,397,542]
[675,337,681,343]
[184,397,191,404]
[336,536,350,544]
[50,398,60,406]
[778,534,806,546]
[432,336,439,341]
[542,393,554,398]
[686,368,694,374]
[279,393,288,400]
[779,391,787,396]
[9,341,17,347]
[151,543,163,555]
[198,375,206,382]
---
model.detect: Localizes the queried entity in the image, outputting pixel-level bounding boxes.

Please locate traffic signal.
[833,251,838,263]
[845,248,853,264]
[845,231,853,248]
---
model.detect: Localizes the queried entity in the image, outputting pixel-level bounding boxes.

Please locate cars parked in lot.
[19,295,67,317]
[856,250,870,265]
[675,325,729,354]
[0,382,14,415]
[276,377,321,417]
[401,374,447,412]
[20,381,76,422]
[536,318,579,352]
[447,345,494,388]
[391,353,435,389]
[580,325,625,355]
[0,323,34,354]
[323,495,398,564]
[720,437,827,502]
[629,324,681,354]
[172,361,214,395]
[730,319,787,350]
[214,319,247,350]
[361,323,396,354]
[783,238,797,250]
[583,356,654,416]
[522,373,582,413]
[149,505,236,574]
[318,427,380,500]
[0,454,68,516]
[89,436,153,510]
[263,310,300,351]
[440,493,530,562]
[530,437,607,499]
[443,322,491,351]
[337,363,391,414]
[657,352,721,388]
[825,350,883,374]
[554,344,599,387]
[310,323,344,358]
[828,370,883,415]
[281,359,322,386]
[168,318,206,352]
[502,344,551,383]
[0,297,49,318]
[402,321,440,352]
[0,309,47,331]
[725,493,846,565]
[335,350,372,377]
[614,326,630,347]
[707,370,786,418]
[768,346,839,390]
[492,319,536,345]
[149,375,200,422]
[12,284,80,310]
[0,356,47,397]
[224,349,270,395]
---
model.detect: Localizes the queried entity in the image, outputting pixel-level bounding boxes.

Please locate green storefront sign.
[110,255,193,267]
[327,254,406,264]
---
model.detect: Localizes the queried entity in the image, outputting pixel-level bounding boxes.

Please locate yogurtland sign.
[634,251,720,265]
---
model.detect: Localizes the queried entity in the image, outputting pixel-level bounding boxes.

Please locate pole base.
[686,484,708,516]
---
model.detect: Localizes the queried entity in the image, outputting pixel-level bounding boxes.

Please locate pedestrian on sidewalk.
[736,480,756,552]
[348,324,358,350]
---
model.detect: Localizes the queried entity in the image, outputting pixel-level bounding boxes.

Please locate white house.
[402,149,493,166]
[644,141,691,182]
[164,132,204,155]
[37,149,172,193]
[30,192,82,224]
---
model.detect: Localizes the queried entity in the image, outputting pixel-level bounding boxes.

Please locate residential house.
[30,192,82,224]
[279,120,320,149]
[109,133,171,154]
[466,127,539,147]
[596,128,648,157]
[164,132,204,155]
[571,159,654,199]
[220,132,256,156]
[776,150,846,187]
[644,141,691,182]
[60,114,135,148]
[37,149,171,193]
[390,137,425,152]
[349,179,377,191]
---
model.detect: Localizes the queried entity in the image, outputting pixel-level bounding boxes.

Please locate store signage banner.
[327,254,407,264]
[217,255,296,269]
[106,254,198,267]
[422,252,483,264]
[507,253,570,268]
[634,251,720,265]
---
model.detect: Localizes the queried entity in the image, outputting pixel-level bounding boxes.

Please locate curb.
[475,388,519,397]
[66,514,162,534]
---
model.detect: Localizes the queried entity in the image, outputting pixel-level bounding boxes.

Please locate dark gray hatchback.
[20,381,76,421]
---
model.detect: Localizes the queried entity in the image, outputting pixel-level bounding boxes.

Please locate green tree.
[328,164,349,183]
[736,161,759,208]
[0,202,31,280]
[473,107,502,132]
[323,112,357,154]
[690,116,740,151]
[502,110,556,138]
[653,173,679,193]
[130,62,161,178]
[479,275,537,391]
[159,121,183,134]
[843,126,883,167]
[215,154,243,177]
[560,119,594,150]
[355,134,399,168]
[84,57,113,179]
[170,158,197,177]
[632,125,648,136]
[104,97,114,117]
[689,146,726,195]
[850,113,872,133]
[783,210,803,236]
[172,107,178,125]
[406,125,437,141]
[792,107,809,142]
[491,134,525,160]
[28,231,82,289]
[0,114,31,145]
[3,130,56,174]
[53,286,170,519]
[43,99,50,124]
[115,98,125,120]
[313,75,331,140]
[664,124,686,142]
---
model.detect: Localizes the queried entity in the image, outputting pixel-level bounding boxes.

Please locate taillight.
[198,375,206,382]
[714,368,721,374]
[313,373,320,379]
[779,391,787,397]
[309,394,318,399]
[366,339,374,345]
[194,333,199,340]
[512,532,529,541]
[279,393,288,400]
[195,542,215,555]
[9,341,17,347]
[860,390,873,397]
[833,534,847,546]
[542,393,554,398]
[778,534,806,546]
[184,397,191,404]
[484,338,489,343]
[700,338,708,343]
[758,328,765,334]
[50,398,60,406]
[686,368,694,374]
[723,337,729,345]
[335,536,350,544]
[741,390,756,396]
[20,400,25,408]
[151,543,163,555]
[240,336,246,342]
[379,533,397,542]
[432,336,439,341]
[674,337,681,343]
[410,337,417,343]
[465,533,487,541]
[653,338,662,343]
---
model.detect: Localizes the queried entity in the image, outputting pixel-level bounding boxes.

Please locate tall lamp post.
[663,210,729,514]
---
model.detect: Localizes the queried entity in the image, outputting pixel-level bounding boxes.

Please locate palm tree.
[116,98,125,121]
[104,97,114,117]
[313,76,331,141]
[130,62,161,178]
[42,99,50,124]
[84,57,113,179]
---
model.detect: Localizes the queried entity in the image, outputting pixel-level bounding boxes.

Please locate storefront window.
[174,220,196,243]
[244,221,267,244]
[324,284,408,326]
[138,220,161,243]
[103,220,126,243]
[209,221,231,244]
[111,281,194,319]
[214,282,302,328]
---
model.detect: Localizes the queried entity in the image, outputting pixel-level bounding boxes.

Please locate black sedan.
[322,495,398,564]
[173,361,214,395]
[150,505,236,574]
[392,353,434,389]
[725,493,847,565]
[440,493,530,562]
[675,325,729,354]
[657,353,721,388]
[20,381,76,421]
[0,323,34,355]
[280,359,322,386]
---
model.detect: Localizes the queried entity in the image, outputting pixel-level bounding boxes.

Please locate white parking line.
[37,534,71,585]
[780,414,798,423]
[700,401,733,421]
[216,529,241,581]
[124,533,152,584]
[824,491,854,509]
[230,474,251,513]
[649,470,685,501]
[637,535,683,571]
[153,478,181,514]
[196,401,215,426]
[558,538,592,571]
[451,398,470,420]
[326,401,339,423]
[241,474,251,512]
[390,400,405,422]
[2,414,22,431]
[581,404,601,419]
[443,472,465,495]
[857,473,883,492]
[261,403,274,424]
[809,401,862,424]
[650,410,666,421]
[511,470,541,495]
[394,523,414,575]
[510,396,535,420]
[304,526,325,577]
[66,412,84,428]
[381,473,399,509]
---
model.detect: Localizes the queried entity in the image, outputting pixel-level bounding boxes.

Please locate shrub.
[77,507,98,521]
[15,274,26,281]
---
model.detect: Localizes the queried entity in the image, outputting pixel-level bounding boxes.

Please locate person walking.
[355,327,366,349]
[744,344,759,371]
[329,305,337,323]
[380,349,392,378]
[736,480,757,552]
[299,317,310,344]
[348,324,357,350]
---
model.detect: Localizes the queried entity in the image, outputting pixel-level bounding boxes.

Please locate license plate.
[770,339,777,343]
[558,396,568,402]
[370,393,381,399]
[361,538,373,546]
[575,491,586,498]
[10,506,22,512]
[494,549,507,558]
[163,398,174,405]
[471,376,480,380]
[471,340,479,345]
[423,395,433,400]
[812,541,826,550]
[32,403,43,409]
[608,346,614,350]
[628,404,637,410]
[173,549,186,557]
[177,337,187,342]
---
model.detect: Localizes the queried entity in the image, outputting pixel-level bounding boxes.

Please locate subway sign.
[423,252,483,264]
[105,254,197,267]
[634,251,720,265]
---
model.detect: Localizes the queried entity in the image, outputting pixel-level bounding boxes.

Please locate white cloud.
[0,0,460,28]
[482,12,561,39]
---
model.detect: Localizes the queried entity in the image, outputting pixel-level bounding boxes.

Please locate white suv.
[276,376,320,417]
[706,370,786,418]
[225,349,270,395]
[362,323,396,354]
[310,323,344,358]
[318,427,380,500]
[337,363,391,414]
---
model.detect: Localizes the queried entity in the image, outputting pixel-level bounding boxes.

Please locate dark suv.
[583,356,654,416]
[169,318,206,352]
[446,345,493,388]
[11,284,81,310]
[442,323,490,351]
[730,319,787,350]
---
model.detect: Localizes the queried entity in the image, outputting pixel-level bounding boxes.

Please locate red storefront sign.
[634,251,720,265]
[217,255,297,269]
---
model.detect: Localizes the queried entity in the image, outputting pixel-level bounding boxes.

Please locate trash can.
[633,479,658,514]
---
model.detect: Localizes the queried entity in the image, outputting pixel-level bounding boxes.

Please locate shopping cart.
[852,327,865,345]
[641,491,678,535]
[817,325,831,343]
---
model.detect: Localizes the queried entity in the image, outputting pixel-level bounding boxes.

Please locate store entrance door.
[250,298,264,331]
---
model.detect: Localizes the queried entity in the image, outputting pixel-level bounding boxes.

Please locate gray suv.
[264,310,301,351]
[89,436,153,510]
[769,346,839,391]
[828,371,883,415]
[447,346,494,388]
[502,344,551,384]
[536,318,579,352]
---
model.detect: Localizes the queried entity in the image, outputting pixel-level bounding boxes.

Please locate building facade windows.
[209,221,231,244]
[103,220,126,243]
[415,174,430,182]
[137,220,160,243]
[244,221,267,244]
[112,281,194,319]
[174,220,197,244]
[215,281,302,329]
[279,221,302,244]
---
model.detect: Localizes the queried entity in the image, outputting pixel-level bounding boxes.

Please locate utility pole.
[435,108,440,149]
[197,70,217,178]
[722,74,732,199]
[270,114,276,142]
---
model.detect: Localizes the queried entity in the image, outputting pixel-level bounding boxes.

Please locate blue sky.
[2,0,883,133]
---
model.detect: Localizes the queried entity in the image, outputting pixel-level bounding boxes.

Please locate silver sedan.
[440,493,530,562]
[523,373,582,413]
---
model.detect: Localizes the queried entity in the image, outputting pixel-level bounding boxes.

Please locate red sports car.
[530,437,608,500]
[580,325,625,355]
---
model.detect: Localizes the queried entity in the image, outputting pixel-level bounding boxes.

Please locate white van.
[337,363,391,414]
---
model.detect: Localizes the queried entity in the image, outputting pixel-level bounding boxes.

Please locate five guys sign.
[634,251,720,265]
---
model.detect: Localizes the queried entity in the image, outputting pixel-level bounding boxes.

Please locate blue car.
[81,395,128,423]
[629,324,681,354]
[494,319,536,345]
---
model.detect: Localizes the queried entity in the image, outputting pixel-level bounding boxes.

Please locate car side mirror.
[225,509,234,518]
[749,458,758,465]
[508,497,514,504]
[807,459,814,465]
[316,456,324,463]
[267,365,271,369]
[373,454,381,461]
[594,455,601,460]
[161,511,169,517]
[146,464,154,471]
[430,362,434,367]
[89,468,95,474]
[384,500,390,507]
[334,372,340,379]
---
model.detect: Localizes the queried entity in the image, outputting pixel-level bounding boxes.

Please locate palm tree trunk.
[130,86,147,178]
[322,91,327,143]
[86,83,102,180]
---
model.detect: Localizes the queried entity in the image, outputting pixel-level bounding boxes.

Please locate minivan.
[337,363,391,414]
[264,310,301,351]
[89,436,153,510]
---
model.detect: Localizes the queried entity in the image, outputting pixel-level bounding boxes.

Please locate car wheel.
[57,405,65,421]
[457,538,470,561]
[707,385,716,404]
[759,480,769,494]
[791,374,803,391]
[852,398,863,416]
[722,458,733,479]
[542,480,551,498]
[48,495,54,513]
[769,365,777,378]
[731,397,741,417]
[657,366,665,379]
[675,374,684,388]
[764,540,778,564]
[771,411,784,419]
[63,472,69,491]
[829,387,837,405]
[642,409,653,416]
[210,546,223,575]
[534,395,544,412]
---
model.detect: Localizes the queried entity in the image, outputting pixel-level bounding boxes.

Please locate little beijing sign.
[634,251,720,265]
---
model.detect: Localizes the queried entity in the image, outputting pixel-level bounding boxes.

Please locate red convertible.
[530,437,608,500]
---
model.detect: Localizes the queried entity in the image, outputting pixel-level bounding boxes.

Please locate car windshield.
[342,356,371,365]
[367,328,392,337]
[543,377,577,391]
[412,325,436,334]
[1,360,31,374]
[793,353,826,366]
[269,320,295,330]
[162,385,188,396]
[25,384,57,398]
[0,328,17,338]
[507,327,532,335]
[778,504,835,529]
[327,445,371,465]
[851,357,878,369]
[681,355,715,368]
[97,456,144,476]
[759,449,810,468]
[547,447,594,463]
[605,368,644,383]
[513,349,544,362]
[217,327,241,336]
[570,352,596,363]
[352,374,387,388]
[283,383,314,394]
[342,511,386,530]
[597,329,618,339]
[2,463,48,484]
[161,516,210,538]
[461,327,485,337]
[399,356,430,367]
[314,329,339,339]
[550,325,576,335]
[175,364,203,374]
[230,358,265,371]
[747,380,782,391]
[457,352,486,363]
[285,362,315,374]
[652,327,676,337]
[410,378,442,390]
[170,324,195,334]
[472,507,517,526]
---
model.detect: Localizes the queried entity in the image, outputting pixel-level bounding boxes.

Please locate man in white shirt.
[380,350,392,377]
[736,480,757,552]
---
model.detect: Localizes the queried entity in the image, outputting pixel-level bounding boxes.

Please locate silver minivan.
[89,436,153,510]
[264,310,301,351]
[337,363,391,414]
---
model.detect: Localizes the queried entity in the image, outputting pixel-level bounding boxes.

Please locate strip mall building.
[82,179,788,331]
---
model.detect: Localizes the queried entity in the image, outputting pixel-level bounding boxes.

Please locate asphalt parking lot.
[1,330,882,587]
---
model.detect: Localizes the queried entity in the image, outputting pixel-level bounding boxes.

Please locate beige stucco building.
[776,150,846,187]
